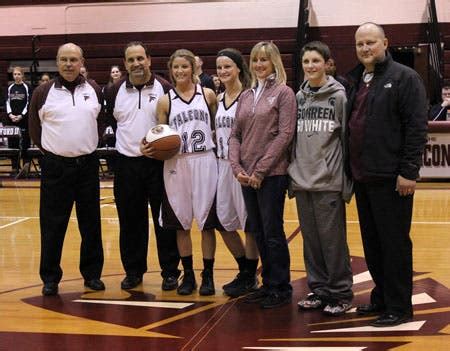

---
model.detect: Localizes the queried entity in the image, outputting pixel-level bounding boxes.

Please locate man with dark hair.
[104,41,180,291]
[325,58,349,89]
[429,85,450,121]
[194,55,215,91]
[29,43,105,296]
[347,22,427,326]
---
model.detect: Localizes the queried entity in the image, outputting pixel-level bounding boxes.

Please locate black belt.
[44,151,97,165]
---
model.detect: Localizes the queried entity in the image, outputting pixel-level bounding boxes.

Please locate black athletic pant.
[39,152,104,284]
[241,175,292,296]
[354,179,413,316]
[114,154,180,279]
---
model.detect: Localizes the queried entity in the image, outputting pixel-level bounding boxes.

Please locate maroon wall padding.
[0,23,449,88]
[0,28,298,87]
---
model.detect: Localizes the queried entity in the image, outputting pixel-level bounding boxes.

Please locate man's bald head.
[56,43,85,82]
[356,22,386,40]
[355,22,388,71]
[57,43,83,60]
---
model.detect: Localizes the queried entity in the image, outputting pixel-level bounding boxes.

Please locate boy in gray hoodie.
[288,41,353,316]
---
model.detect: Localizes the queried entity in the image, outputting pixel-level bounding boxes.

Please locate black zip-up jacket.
[346,52,428,181]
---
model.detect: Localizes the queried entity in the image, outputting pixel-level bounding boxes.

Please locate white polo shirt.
[105,74,172,157]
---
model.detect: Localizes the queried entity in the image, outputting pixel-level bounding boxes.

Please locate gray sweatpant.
[295,191,353,303]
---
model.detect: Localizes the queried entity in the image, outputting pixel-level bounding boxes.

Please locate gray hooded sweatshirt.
[288,75,353,202]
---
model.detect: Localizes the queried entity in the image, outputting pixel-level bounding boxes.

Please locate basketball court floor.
[0,179,449,350]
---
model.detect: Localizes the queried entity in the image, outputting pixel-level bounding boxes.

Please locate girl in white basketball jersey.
[215,48,259,297]
[157,49,218,296]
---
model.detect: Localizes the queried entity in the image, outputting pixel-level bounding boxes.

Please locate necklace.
[363,71,374,86]
[225,89,240,101]
[225,83,242,102]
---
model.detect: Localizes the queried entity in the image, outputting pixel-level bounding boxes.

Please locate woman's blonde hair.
[249,41,286,87]
[167,49,199,85]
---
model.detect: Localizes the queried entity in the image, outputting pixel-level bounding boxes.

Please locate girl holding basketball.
[157,49,218,296]
[215,48,259,297]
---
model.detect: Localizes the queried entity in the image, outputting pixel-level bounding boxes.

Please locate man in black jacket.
[347,22,427,327]
[429,85,450,121]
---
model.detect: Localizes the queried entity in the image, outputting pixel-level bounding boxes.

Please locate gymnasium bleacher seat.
[0,126,21,176]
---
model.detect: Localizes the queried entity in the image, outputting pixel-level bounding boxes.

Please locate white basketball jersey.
[215,93,240,160]
[168,85,214,154]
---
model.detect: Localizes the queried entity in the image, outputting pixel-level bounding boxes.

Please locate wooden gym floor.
[0,178,449,351]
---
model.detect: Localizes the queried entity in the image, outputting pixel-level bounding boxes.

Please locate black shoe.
[260,292,292,309]
[224,272,258,298]
[356,303,384,316]
[177,270,197,295]
[370,312,413,327]
[121,275,143,290]
[84,278,105,291]
[42,282,58,296]
[243,286,269,304]
[199,269,215,296]
[162,276,179,291]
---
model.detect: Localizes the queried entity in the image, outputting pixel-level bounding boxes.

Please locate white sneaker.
[323,302,352,316]
[298,293,323,310]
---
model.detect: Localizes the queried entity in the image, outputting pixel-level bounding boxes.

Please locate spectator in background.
[101,65,123,173]
[325,57,348,89]
[107,65,122,86]
[195,55,215,91]
[39,73,51,85]
[429,85,450,121]
[6,66,32,177]
[103,66,123,94]
[211,74,224,95]
[80,65,88,79]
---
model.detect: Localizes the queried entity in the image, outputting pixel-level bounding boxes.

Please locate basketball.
[145,124,181,160]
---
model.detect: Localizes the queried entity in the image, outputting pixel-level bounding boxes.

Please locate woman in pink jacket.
[229,41,297,309]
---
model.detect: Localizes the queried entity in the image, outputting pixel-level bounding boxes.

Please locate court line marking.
[284,219,450,225]
[243,348,368,350]
[0,217,30,229]
[73,299,193,309]
[310,320,426,333]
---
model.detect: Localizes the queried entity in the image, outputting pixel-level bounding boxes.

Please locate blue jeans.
[242,175,292,295]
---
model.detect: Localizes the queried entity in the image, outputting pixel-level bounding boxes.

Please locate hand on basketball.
[248,174,262,190]
[140,138,157,158]
[396,175,416,196]
[237,171,250,186]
